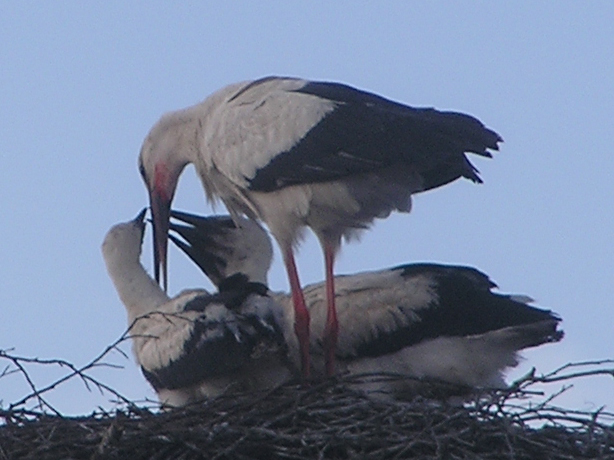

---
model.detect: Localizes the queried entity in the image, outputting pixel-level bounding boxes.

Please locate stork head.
[138,113,196,291]
[169,211,274,287]
[102,208,147,270]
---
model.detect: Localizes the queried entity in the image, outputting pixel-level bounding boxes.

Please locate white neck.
[106,257,170,323]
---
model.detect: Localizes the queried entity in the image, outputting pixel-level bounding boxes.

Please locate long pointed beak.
[150,190,171,292]
[132,208,147,226]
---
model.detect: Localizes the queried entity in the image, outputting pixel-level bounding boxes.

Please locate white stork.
[138,76,503,377]
[101,210,290,407]
[168,211,564,396]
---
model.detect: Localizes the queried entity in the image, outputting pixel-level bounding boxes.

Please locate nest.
[2,334,614,459]
[2,368,614,460]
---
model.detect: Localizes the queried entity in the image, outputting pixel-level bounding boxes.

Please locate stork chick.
[101,210,289,407]
[169,210,564,398]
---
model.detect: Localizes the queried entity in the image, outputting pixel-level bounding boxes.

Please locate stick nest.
[2,367,614,460]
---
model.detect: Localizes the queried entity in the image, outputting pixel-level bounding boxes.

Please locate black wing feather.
[143,291,279,392]
[351,263,560,358]
[249,81,501,192]
[142,313,256,391]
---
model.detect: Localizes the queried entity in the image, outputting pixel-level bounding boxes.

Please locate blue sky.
[1,2,613,415]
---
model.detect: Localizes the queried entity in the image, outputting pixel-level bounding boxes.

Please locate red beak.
[150,188,171,292]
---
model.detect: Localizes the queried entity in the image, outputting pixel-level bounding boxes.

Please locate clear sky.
[1,2,612,415]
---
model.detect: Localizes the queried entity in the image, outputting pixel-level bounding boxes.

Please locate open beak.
[150,189,171,292]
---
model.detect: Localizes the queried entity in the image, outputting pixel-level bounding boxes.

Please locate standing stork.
[138,76,502,377]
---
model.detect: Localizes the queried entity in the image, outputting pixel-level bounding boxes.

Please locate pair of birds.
[103,76,563,407]
[103,209,562,407]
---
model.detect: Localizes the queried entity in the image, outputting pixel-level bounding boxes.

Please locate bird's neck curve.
[106,256,171,323]
[147,104,207,189]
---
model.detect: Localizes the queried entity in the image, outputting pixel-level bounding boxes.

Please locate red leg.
[323,243,338,377]
[284,247,311,379]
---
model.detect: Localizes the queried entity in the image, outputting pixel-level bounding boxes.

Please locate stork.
[101,210,290,407]
[138,76,503,377]
[168,211,563,395]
